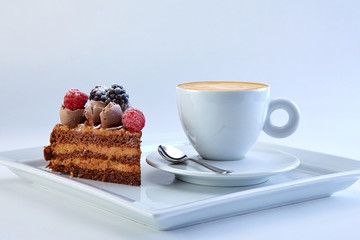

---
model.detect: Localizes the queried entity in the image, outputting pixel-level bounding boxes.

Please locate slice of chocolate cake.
[44,85,145,186]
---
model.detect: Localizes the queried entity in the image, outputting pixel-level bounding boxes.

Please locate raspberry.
[122,108,145,133]
[63,88,88,110]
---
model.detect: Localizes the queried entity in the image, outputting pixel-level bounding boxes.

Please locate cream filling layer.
[51,158,140,173]
[53,143,140,158]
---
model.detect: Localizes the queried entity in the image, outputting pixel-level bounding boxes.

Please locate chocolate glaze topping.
[100,102,123,128]
[84,100,106,126]
[59,105,84,128]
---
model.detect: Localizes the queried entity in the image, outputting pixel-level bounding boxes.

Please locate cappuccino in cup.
[178,81,267,91]
[176,81,300,161]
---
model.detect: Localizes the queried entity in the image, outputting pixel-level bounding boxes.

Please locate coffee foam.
[178,81,268,91]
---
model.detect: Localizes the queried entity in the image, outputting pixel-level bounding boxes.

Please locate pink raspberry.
[122,108,145,133]
[63,88,88,111]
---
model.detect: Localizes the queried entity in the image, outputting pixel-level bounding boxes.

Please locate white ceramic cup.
[176,81,300,161]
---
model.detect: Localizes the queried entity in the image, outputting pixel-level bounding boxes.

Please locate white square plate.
[0,142,359,230]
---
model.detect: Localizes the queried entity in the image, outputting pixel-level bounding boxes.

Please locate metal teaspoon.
[158,145,233,174]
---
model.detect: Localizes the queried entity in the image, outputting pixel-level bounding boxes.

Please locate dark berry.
[114,88,122,94]
[89,86,109,102]
[105,84,129,106]
[111,83,123,89]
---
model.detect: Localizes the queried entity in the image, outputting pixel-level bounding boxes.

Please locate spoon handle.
[187,158,233,174]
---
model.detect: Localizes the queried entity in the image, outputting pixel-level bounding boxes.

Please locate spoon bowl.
[158,145,233,174]
[158,145,186,161]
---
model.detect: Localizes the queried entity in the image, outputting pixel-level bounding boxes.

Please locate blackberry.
[105,84,129,106]
[89,86,108,102]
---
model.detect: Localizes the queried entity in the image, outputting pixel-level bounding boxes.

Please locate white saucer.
[146,144,300,186]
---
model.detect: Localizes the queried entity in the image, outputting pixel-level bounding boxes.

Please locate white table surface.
[1,129,360,240]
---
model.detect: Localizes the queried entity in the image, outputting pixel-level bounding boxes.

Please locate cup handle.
[263,99,300,138]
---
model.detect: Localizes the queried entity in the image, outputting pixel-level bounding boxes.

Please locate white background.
[1,0,360,155]
[1,0,360,239]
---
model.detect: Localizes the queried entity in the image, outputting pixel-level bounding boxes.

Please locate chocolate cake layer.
[50,124,142,147]
[48,163,140,186]
[44,124,142,186]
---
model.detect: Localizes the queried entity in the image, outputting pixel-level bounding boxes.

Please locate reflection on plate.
[146,145,300,186]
